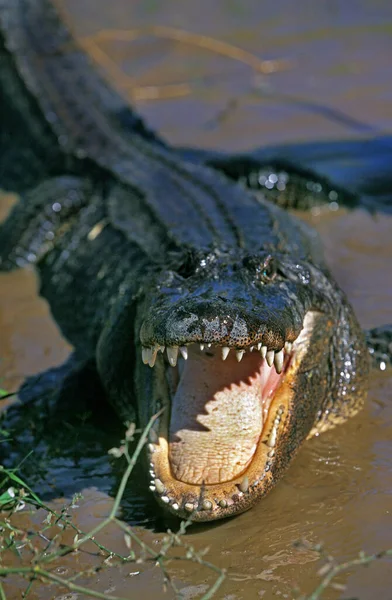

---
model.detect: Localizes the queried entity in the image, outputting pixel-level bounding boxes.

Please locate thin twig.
[79,26,292,101]
[0,409,226,599]
[305,549,392,600]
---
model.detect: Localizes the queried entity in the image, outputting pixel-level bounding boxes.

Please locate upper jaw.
[139,296,306,358]
[139,294,305,374]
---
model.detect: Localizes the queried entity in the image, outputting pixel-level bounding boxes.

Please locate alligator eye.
[242,254,278,283]
[261,255,277,283]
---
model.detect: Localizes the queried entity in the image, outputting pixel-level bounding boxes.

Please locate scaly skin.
[0,0,370,521]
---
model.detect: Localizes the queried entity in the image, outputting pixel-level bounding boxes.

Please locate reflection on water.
[1,0,392,598]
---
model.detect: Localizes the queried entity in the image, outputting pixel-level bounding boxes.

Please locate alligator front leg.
[0,176,94,271]
[0,351,121,498]
[180,140,392,213]
[203,155,360,211]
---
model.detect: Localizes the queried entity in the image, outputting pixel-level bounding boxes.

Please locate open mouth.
[141,310,319,521]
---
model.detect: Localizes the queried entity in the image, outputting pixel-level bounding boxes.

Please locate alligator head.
[133,245,368,521]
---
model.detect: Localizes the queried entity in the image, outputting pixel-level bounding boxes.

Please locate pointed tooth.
[260,345,267,359]
[200,343,205,351]
[142,347,152,365]
[179,346,188,360]
[156,345,165,353]
[167,346,178,367]
[266,350,274,367]
[274,349,284,374]
[236,349,245,362]
[149,429,158,443]
[257,343,262,351]
[249,346,255,352]
[238,476,249,493]
[207,343,212,348]
[148,348,158,368]
[222,347,230,360]
[267,426,277,448]
[154,478,165,495]
[284,341,292,354]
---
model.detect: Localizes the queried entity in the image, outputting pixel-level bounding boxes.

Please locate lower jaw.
[146,362,296,522]
[144,310,320,521]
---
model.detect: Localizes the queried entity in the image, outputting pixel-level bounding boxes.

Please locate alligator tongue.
[169,346,280,485]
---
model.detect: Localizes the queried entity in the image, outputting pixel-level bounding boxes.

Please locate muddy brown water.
[1,1,392,598]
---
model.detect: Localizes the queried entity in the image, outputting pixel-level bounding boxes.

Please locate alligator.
[0,0,391,522]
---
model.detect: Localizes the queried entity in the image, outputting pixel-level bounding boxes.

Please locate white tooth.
[274,349,284,374]
[238,476,249,493]
[149,429,158,443]
[284,342,292,354]
[142,347,152,365]
[200,343,205,351]
[167,346,178,367]
[260,345,267,359]
[266,350,274,367]
[154,478,165,494]
[249,346,255,352]
[236,349,245,362]
[207,343,212,348]
[156,344,165,353]
[257,343,262,351]
[267,426,277,448]
[179,346,188,360]
[222,347,230,360]
[148,349,158,368]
